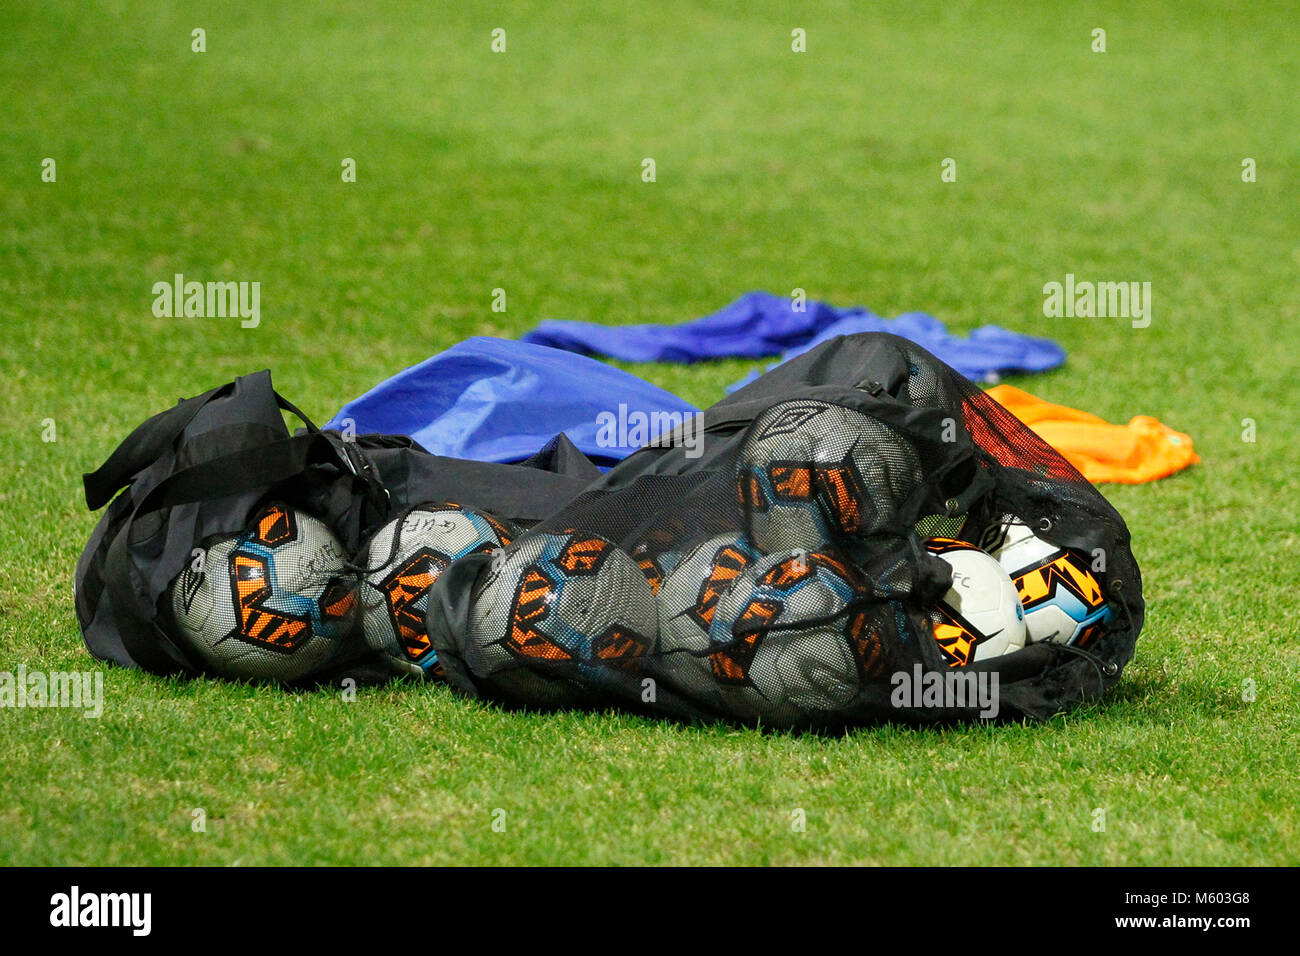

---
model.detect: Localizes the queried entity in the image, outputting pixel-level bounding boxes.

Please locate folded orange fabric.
[985,384,1199,484]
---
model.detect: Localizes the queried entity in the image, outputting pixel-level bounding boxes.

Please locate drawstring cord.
[337,441,405,578]
[1042,579,1129,691]
[341,514,406,577]
[1046,641,1115,690]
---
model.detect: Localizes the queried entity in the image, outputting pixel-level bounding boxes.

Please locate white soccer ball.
[986,518,1112,647]
[924,538,1026,666]
[359,504,513,676]
[169,503,359,682]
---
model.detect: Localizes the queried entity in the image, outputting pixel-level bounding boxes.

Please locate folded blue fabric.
[521,291,836,362]
[324,337,699,466]
[522,291,1065,386]
[727,308,1066,390]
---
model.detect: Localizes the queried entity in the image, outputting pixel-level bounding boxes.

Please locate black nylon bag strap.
[82,382,232,510]
[82,375,319,512]
[74,491,135,630]
[101,523,203,674]
[130,431,344,521]
[275,394,318,433]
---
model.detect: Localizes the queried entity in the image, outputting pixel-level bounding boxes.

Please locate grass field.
[2,1,1297,865]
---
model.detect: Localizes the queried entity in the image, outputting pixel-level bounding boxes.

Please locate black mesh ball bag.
[426,332,1144,728]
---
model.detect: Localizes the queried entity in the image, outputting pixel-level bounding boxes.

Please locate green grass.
[2,0,1297,865]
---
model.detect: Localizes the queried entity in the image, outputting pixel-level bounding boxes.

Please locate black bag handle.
[129,431,341,521]
[83,382,232,510]
[83,374,319,511]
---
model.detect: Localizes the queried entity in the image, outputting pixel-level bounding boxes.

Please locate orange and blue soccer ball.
[169,502,358,682]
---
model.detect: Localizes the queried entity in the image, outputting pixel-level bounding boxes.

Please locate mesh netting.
[429,334,1143,727]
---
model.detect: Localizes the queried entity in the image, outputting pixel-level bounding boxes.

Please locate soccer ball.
[986,518,1112,647]
[736,400,924,553]
[656,533,760,653]
[652,533,760,699]
[923,538,1027,667]
[627,514,704,595]
[706,549,878,722]
[628,536,685,597]
[466,531,658,698]
[169,502,359,682]
[359,503,513,677]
